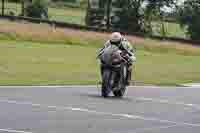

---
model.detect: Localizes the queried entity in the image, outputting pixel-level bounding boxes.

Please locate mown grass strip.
[0,40,200,86]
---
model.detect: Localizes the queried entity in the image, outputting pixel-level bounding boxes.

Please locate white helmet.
[110,32,122,43]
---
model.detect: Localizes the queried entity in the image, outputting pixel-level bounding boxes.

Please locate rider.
[99,32,136,85]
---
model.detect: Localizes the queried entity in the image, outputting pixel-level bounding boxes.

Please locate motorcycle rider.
[99,32,136,85]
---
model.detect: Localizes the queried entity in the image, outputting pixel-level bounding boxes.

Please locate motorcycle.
[98,45,129,98]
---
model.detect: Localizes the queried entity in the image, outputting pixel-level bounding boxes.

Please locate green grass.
[48,7,85,25]
[0,41,99,85]
[50,14,85,25]
[0,40,200,86]
[136,50,200,85]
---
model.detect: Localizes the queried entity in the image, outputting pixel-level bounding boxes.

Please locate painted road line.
[0,128,33,133]
[135,97,200,110]
[131,124,181,133]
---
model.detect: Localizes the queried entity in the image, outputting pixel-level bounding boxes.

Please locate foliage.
[51,0,77,2]
[25,0,49,19]
[87,0,177,33]
[125,0,177,33]
[179,0,200,40]
[7,0,21,3]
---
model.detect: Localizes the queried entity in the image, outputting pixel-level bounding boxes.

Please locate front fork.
[118,64,127,89]
[100,65,117,89]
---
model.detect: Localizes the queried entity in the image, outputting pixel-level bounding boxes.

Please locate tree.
[8,0,21,2]
[121,0,177,33]
[25,0,49,19]
[179,0,200,40]
[86,0,177,33]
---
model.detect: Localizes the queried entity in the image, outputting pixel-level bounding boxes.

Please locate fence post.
[106,0,111,30]
[2,0,5,15]
[21,0,25,16]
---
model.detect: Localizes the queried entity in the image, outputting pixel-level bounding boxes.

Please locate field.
[152,22,187,38]
[0,2,86,25]
[0,20,200,86]
[0,41,99,85]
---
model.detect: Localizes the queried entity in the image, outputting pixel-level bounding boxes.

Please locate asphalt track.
[0,86,200,133]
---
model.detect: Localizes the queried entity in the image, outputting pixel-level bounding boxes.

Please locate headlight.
[112,58,121,65]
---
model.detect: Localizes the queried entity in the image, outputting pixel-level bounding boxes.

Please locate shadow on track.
[81,93,133,102]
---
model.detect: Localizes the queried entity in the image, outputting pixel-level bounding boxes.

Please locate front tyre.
[102,87,109,97]
[113,64,127,98]
[113,88,126,97]
[101,69,111,97]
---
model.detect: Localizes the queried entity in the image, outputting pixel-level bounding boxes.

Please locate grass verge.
[0,40,200,86]
[0,20,200,86]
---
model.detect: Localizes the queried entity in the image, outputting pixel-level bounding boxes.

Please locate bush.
[51,0,77,3]
[7,0,21,3]
[179,0,200,40]
[25,0,49,19]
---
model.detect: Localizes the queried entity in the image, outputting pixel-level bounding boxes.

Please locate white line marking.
[132,124,181,133]
[1,99,200,128]
[135,97,200,110]
[0,128,33,133]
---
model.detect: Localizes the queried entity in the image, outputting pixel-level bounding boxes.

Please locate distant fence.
[0,1,21,16]
[0,1,82,15]
[0,14,200,46]
[0,1,86,24]
[0,1,199,45]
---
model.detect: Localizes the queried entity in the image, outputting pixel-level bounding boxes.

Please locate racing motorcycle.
[98,45,130,98]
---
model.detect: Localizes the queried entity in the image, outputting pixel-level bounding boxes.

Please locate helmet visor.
[110,40,121,45]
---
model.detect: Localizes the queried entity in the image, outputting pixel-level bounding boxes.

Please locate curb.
[181,83,200,87]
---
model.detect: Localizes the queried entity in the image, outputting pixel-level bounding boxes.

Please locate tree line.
[5,0,200,40]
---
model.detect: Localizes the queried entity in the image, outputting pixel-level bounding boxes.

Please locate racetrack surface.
[0,86,200,133]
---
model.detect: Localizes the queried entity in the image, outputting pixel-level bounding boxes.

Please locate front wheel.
[113,87,126,97]
[101,87,109,97]
[113,64,127,98]
[101,69,112,97]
